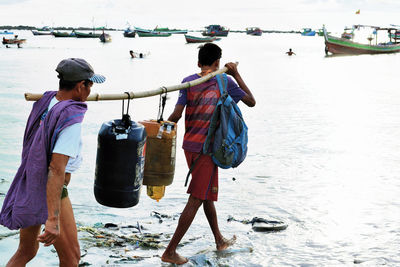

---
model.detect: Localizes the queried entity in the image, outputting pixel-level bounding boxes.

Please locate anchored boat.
[75,31,102,38]
[324,25,400,55]
[2,36,26,45]
[135,27,171,37]
[246,27,262,36]
[184,34,220,43]
[202,25,229,37]
[99,32,112,43]
[123,28,136,38]
[301,28,316,36]
[153,27,187,34]
[52,31,76,37]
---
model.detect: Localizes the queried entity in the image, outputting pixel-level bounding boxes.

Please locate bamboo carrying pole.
[24,63,237,102]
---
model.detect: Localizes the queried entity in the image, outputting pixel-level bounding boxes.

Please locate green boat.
[52,31,76,37]
[136,31,171,37]
[153,27,187,34]
[75,31,102,38]
[324,25,400,55]
[184,34,220,43]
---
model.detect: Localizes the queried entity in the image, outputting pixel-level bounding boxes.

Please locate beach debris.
[0,231,19,240]
[78,224,165,249]
[150,211,180,223]
[104,223,118,229]
[227,216,288,232]
[78,261,91,266]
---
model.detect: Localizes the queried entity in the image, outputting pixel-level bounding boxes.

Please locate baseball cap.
[56,58,106,83]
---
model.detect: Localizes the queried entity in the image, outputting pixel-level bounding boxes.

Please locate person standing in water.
[0,58,105,266]
[286,48,296,56]
[162,43,256,265]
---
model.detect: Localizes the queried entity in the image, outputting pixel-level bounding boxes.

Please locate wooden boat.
[32,30,52,36]
[75,31,102,38]
[0,30,14,35]
[52,31,76,37]
[323,26,400,55]
[184,34,220,43]
[301,28,316,36]
[135,28,171,37]
[32,26,53,36]
[123,28,136,38]
[246,27,262,36]
[153,27,188,34]
[99,32,112,43]
[2,37,26,45]
[202,25,229,37]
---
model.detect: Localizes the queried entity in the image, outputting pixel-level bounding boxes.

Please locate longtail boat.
[153,27,187,34]
[123,28,136,38]
[324,25,400,55]
[202,25,229,37]
[301,28,316,36]
[52,31,76,37]
[32,30,52,36]
[184,34,220,43]
[246,27,262,36]
[75,31,102,38]
[32,26,53,36]
[136,30,171,37]
[2,37,26,45]
[0,30,13,35]
[99,32,112,43]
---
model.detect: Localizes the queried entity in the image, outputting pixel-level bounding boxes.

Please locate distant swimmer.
[130,50,145,59]
[286,48,296,56]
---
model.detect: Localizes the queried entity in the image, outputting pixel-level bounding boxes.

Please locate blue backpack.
[203,73,248,168]
[185,74,248,186]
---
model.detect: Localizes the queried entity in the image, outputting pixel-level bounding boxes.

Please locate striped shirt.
[177,74,245,152]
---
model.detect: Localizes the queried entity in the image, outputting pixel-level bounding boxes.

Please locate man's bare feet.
[161,251,188,265]
[216,235,237,251]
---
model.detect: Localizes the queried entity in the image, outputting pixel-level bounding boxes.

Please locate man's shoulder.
[182,73,200,83]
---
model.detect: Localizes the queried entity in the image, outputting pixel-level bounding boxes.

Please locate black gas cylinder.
[94,115,146,208]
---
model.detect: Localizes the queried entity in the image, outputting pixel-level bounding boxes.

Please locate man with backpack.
[162,43,255,264]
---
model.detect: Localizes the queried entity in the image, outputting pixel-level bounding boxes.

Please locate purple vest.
[0,91,87,230]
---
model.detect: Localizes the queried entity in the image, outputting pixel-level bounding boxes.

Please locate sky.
[1,0,400,31]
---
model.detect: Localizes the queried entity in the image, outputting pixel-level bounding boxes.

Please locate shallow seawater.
[0,31,400,266]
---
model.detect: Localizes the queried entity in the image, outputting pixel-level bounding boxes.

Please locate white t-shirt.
[46,97,83,173]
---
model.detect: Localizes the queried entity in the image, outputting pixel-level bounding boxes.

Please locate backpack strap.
[202,74,227,155]
[216,73,228,95]
[184,153,202,186]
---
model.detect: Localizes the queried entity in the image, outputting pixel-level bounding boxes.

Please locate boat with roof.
[246,27,262,36]
[301,28,316,36]
[202,25,229,37]
[323,25,400,55]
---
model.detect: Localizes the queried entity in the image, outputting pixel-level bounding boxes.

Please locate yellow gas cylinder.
[139,120,177,201]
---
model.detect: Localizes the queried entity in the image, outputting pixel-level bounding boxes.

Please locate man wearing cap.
[0,58,105,266]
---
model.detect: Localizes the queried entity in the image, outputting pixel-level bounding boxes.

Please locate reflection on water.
[0,31,400,266]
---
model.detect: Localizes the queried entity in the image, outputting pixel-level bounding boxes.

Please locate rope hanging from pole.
[157,87,168,123]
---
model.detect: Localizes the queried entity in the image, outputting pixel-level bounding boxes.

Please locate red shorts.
[185,151,218,201]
